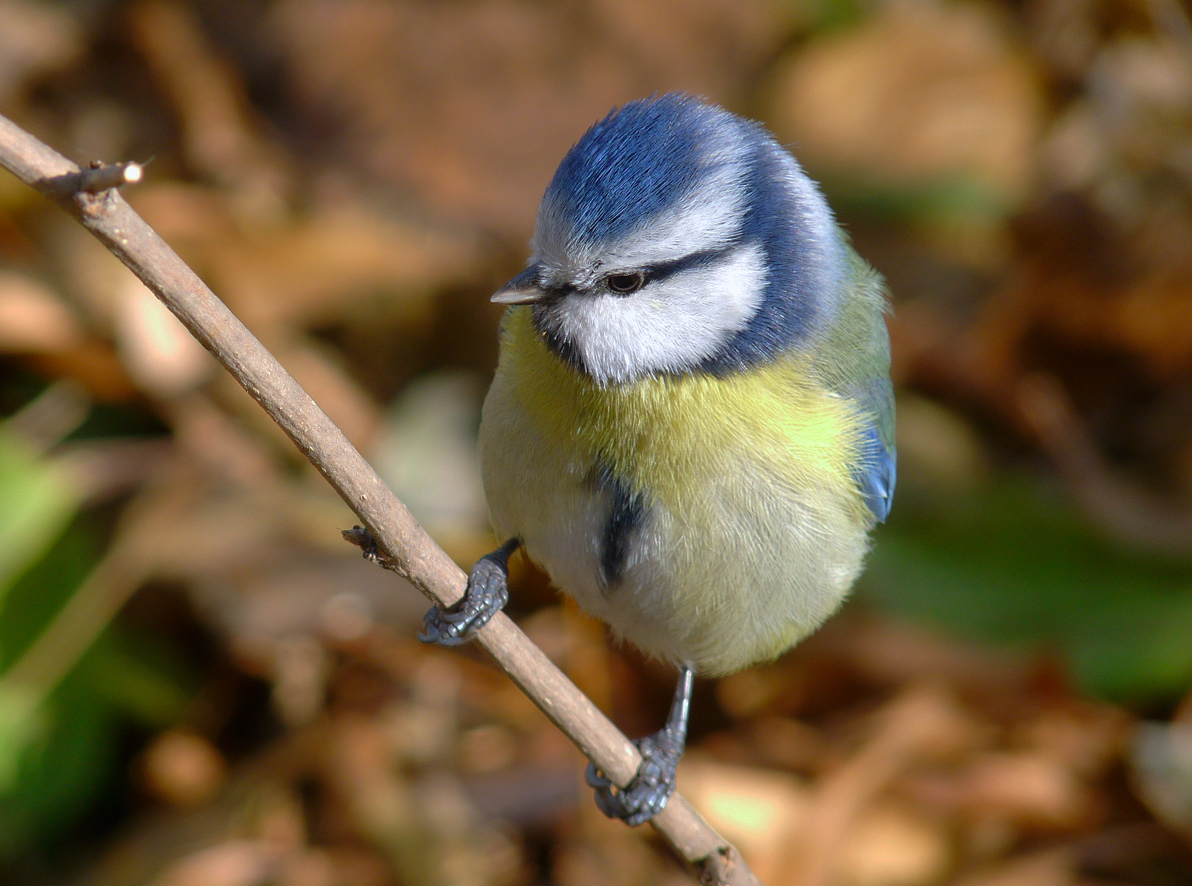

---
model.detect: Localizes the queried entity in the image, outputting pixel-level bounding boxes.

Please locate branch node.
[41,160,146,203]
[700,845,742,886]
[342,524,401,573]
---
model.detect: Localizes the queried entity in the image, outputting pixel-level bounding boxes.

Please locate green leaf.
[0,688,119,860]
[0,431,82,609]
[860,477,1192,703]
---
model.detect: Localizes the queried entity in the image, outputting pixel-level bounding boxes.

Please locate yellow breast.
[480,307,873,674]
[498,307,866,512]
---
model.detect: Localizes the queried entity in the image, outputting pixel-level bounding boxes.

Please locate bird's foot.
[585,725,684,826]
[419,539,518,647]
[584,665,694,826]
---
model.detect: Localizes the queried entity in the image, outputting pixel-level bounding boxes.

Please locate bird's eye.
[606,272,646,294]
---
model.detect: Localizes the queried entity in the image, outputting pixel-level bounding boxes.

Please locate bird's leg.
[419,538,520,646]
[585,664,694,826]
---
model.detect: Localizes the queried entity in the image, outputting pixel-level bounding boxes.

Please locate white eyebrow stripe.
[598,163,747,269]
[532,136,751,286]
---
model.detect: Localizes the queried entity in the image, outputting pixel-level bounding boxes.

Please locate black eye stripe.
[649,245,735,278]
[541,282,577,301]
[602,244,737,293]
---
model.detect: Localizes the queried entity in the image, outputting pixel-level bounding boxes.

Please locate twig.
[76,159,144,193]
[0,113,761,886]
[37,159,146,197]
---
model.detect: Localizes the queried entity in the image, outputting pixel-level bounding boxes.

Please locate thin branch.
[0,113,761,886]
[72,159,145,193]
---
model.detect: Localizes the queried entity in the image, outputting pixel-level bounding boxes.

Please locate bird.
[419,93,895,826]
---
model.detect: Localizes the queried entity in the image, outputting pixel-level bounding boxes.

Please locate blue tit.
[421,93,895,826]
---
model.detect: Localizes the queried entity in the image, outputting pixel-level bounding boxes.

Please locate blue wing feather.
[854,422,896,524]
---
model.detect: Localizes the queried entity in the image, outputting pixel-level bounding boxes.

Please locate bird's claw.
[585,728,683,826]
[418,545,512,647]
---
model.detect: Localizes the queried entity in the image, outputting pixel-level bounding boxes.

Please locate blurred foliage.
[0,428,78,596]
[866,476,1192,702]
[0,427,189,861]
[0,0,1191,883]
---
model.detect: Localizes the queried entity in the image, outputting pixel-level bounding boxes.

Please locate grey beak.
[491,266,546,305]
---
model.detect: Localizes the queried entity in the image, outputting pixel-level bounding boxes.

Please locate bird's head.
[495,93,847,385]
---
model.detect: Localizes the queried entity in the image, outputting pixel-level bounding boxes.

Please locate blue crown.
[540,94,730,245]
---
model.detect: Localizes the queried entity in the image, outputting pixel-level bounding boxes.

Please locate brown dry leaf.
[677,757,813,885]
[836,801,952,886]
[266,0,787,235]
[171,524,424,672]
[766,0,1042,210]
[553,821,667,886]
[1029,273,1192,379]
[215,205,479,329]
[138,730,229,808]
[0,258,141,402]
[740,715,834,773]
[129,184,477,331]
[956,751,1093,830]
[716,660,806,720]
[781,686,980,886]
[681,759,953,886]
[149,840,279,886]
[327,714,523,886]
[952,848,1077,886]
[326,715,417,855]
[23,343,138,402]
[127,0,292,218]
[810,616,1030,707]
[1016,704,1132,781]
[1086,35,1192,175]
[0,271,85,353]
[0,0,82,103]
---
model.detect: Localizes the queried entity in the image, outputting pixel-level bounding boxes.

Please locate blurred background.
[1,0,1191,883]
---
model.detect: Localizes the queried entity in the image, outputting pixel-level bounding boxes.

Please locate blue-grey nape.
[695,136,838,375]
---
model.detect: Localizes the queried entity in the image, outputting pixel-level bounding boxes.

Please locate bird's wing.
[852,381,896,523]
[818,250,897,525]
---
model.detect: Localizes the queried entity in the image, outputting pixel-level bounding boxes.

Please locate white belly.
[478,371,870,677]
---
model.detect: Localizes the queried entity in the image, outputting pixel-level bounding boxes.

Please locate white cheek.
[551,243,767,383]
